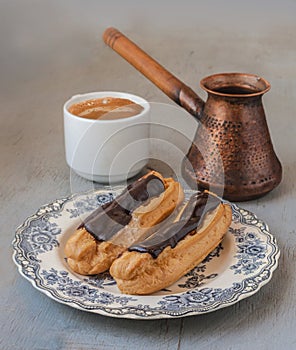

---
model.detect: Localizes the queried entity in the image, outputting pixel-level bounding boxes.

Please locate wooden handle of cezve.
[103,27,204,119]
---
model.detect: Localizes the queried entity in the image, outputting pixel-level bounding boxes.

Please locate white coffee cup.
[63,91,150,183]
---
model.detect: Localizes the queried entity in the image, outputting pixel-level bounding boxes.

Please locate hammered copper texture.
[183,92,282,201]
[103,29,282,201]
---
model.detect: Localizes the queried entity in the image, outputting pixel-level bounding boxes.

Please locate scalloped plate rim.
[12,188,280,319]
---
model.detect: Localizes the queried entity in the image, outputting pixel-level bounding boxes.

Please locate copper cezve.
[103,27,282,201]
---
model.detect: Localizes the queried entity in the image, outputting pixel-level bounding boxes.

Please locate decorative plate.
[12,188,280,319]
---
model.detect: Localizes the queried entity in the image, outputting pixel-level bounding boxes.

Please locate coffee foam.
[68,97,144,120]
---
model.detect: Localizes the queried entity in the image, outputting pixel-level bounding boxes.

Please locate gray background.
[1,0,296,349]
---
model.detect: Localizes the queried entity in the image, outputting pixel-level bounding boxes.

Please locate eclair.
[64,171,184,275]
[109,191,232,295]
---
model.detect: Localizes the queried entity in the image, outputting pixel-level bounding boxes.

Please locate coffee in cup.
[63,92,150,183]
[68,97,144,120]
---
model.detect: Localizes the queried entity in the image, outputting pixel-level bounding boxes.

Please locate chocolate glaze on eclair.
[110,190,232,295]
[78,172,166,242]
[128,192,220,258]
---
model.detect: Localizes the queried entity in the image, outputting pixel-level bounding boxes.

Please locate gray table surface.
[1,1,296,349]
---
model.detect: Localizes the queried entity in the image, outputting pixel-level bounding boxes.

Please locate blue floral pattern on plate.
[12,187,280,319]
